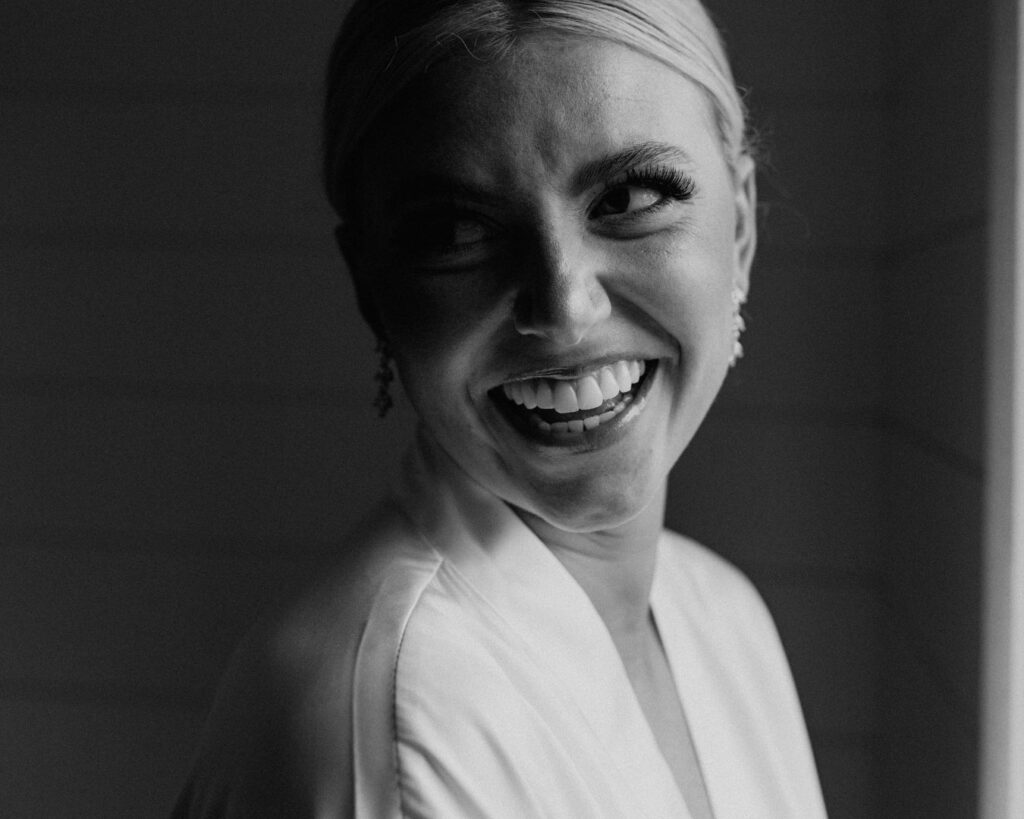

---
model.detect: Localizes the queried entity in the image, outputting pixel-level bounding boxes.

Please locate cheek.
[368,271,510,408]
[370,271,498,349]
[623,234,733,339]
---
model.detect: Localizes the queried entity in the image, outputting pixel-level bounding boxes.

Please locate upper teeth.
[502,360,645,414]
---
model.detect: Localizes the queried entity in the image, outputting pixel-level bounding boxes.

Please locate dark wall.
[1,2,418,815]
[1,2,987,817]
[881,2,988,815]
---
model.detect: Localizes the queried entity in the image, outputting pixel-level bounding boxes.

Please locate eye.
[591,185,665,217]
[588,166,695,224]
[423,217,488,250]
[394,210,495,267]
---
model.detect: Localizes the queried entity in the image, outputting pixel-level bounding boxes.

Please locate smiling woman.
[171,2,826,817]
[350,37,750,536]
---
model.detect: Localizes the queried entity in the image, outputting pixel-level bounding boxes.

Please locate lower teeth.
[532,393,633,434]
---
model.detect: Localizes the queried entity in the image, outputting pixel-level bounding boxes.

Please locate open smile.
[490,358,657,442]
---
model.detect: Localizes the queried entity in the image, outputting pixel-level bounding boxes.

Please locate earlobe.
[732,154,758,294]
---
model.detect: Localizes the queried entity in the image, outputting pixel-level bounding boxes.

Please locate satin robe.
[172,435,827,818]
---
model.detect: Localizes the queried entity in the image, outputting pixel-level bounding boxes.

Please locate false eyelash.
[620,165,696,201]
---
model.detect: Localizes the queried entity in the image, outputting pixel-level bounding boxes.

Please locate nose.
[512,229,612,347]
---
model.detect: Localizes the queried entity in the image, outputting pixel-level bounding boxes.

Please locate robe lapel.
[652,543,764,819]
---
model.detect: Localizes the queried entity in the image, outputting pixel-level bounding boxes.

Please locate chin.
[501,455,664,534]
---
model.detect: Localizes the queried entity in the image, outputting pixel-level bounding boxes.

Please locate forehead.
[365,35,725,189]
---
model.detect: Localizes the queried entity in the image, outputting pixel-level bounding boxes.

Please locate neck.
[514,484,667,646]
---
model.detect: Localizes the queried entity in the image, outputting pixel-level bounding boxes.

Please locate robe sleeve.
[168,618,359,818]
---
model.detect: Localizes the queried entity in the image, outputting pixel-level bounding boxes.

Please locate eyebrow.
[389,141,696,211]
[573,141,695,193]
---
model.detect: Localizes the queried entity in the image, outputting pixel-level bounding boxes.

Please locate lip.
[496,353,652,385]
[489,358,659,449]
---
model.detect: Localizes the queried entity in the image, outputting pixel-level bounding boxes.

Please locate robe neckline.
[395,431,695,819]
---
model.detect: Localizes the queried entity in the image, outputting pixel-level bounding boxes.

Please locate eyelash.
[613,166,696,206]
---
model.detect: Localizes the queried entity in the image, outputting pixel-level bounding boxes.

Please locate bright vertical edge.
[982,0,1024,816]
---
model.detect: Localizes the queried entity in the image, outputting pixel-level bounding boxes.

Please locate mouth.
[489,358,657,442]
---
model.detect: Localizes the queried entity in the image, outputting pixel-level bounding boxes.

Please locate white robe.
[173,436,827,818]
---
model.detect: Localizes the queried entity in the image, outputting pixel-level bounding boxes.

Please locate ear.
[731,154,758,296]
[335,224,388,341]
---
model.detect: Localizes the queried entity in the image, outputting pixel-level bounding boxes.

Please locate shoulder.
[176,498,446,817]
[384,564,598,817]
[271,499,444,679]
[256,497,444,709]
[391,561,517,714]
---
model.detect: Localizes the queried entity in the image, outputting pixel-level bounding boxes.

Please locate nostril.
[511,275,611,344]
[511,291,537,334]
[512,290,569,337]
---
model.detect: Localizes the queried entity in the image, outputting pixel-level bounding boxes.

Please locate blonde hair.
[323,0,749,221]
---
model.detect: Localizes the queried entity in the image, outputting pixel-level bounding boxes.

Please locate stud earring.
[373,338,394,418]
[729,286,747,368]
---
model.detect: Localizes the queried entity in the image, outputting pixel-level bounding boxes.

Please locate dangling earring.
[373,338,394,418]
[729,286,747,368]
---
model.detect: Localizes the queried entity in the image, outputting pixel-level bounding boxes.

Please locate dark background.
[1,1,989,816]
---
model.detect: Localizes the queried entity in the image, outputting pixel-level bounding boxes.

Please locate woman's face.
[347,35,755,533]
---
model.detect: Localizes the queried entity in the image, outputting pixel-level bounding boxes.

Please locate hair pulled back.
[323,0,749,223]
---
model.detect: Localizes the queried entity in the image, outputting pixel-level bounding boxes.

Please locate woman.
[173,0,827,816]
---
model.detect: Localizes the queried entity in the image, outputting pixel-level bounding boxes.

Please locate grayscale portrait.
[3,1,1021,817]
